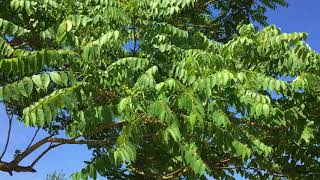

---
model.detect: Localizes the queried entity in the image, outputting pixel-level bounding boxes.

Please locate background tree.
[1,0,320,179]
[46,171,67,180]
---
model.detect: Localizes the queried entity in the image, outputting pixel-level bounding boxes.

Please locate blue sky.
[0,0,319,179]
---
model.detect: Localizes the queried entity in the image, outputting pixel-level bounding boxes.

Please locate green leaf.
[275,80,281,91]
[300,121,315,144]
[262,104,270,117]
[22,77,33,97]
[120,148,131,162]
[212,110,230,127]
[167,123,181,142]
[17,81,28,97]
[255,103,263,116]
[32,73,50,90]
[124,144,136,162]
[189,113,197,129]
[41,73,51,90]
[43,105,53,124]
[232,140,251,161]
[252,139,272,156]
[37,108,45,127]
[178,95,192,111]
[32,75,43,89]
[59,72,69,86]
[50,72,63,86]
[3,85,12,100]
[268,79,275,91]
[118,97,131,113]
[66,20,73,32]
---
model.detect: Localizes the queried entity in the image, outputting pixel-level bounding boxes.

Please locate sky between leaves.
[0,0,319,179]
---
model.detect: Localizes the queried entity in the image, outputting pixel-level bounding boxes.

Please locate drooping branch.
[0,105,13,160]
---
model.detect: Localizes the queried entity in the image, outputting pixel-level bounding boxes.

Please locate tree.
[46,171,67,180]
[1,0,319,179]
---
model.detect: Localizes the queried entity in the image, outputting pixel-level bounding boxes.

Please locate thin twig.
[0,105,13,160]
[132,16,138,56]
[25,128,40,151]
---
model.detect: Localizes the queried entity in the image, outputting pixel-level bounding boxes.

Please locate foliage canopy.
[1,0,320,179]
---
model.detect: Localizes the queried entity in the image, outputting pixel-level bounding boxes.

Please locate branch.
[162,167,189,179]
[25,128,40,151]
[0,161,36,175]
[0,121,123,174]
[131,167,189,179]
[11,121,123,165]
[47,138,113,145]
[28,137,115,168]
[0,105,13,160]
[230,117,286,130]
[30,143,62,167]
[200,0,214,9]
[2,121,122,175]
[83,121,126,137]
[215,166,287,177]
[204,156,238,172]
[29,137,115,168]
[217,158,233,166]
[131,167,163,179]
[10,135,53,165]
